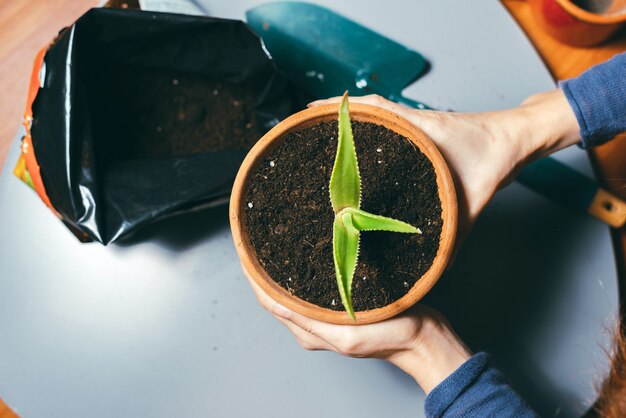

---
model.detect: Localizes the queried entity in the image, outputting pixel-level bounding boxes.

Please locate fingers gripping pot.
[15,8,295,244]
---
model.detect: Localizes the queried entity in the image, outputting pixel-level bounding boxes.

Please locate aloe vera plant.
[330,92,422,319]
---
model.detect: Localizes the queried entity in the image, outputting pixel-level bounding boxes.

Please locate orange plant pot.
[230,103,457,325]
[529,0,626,46]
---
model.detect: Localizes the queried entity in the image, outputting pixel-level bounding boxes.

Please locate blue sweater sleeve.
[560,52,626,148]
[424,353,538,418]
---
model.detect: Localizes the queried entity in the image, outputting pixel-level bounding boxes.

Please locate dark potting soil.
[245,121,443,312]
[100,65,259,161]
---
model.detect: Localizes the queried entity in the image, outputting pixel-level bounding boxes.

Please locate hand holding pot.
[310,90,580,253]
[243,265,472,393]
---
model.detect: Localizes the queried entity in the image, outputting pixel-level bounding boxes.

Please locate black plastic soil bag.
[25,8,295,244]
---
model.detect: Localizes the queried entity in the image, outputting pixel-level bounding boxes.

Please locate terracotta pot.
[529,0,626,46]
[230,103,457,325]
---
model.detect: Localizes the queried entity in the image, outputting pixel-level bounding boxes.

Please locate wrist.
[471,89,580,193]
[388,317,472,393]
[512,89,581,161]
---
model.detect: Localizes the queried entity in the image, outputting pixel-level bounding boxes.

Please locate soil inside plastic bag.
[91,64,260,162]
[29,9,296,244]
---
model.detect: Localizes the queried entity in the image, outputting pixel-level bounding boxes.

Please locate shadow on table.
[114,182,604,417]
[425,189,600,418]
[115,204,230,250]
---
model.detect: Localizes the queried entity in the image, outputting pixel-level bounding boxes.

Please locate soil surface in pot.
[245,120,443,312]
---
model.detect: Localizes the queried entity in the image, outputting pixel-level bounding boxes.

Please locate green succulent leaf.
[329,92,360,213]
[328,92,421,320]
[345,208,422,234]
[333,212,359,319]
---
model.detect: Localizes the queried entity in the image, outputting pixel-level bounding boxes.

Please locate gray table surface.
[0,1,618,417]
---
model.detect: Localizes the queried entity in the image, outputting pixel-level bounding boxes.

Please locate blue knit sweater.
[561,52,626,148]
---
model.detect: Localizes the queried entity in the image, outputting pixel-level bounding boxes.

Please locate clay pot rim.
[555,0,626,24]
[230,102,457,325]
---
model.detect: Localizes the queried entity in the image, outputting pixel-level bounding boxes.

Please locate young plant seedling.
[329,92,422,319]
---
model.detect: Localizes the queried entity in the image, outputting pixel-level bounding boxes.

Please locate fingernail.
[272,303,291,318]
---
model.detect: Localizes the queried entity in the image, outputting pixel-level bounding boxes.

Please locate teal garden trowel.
[246,2,625,228]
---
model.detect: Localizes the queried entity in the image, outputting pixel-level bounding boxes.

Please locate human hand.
[240,90,580,394]
[244,265,472,393]
[310,90,580,253]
